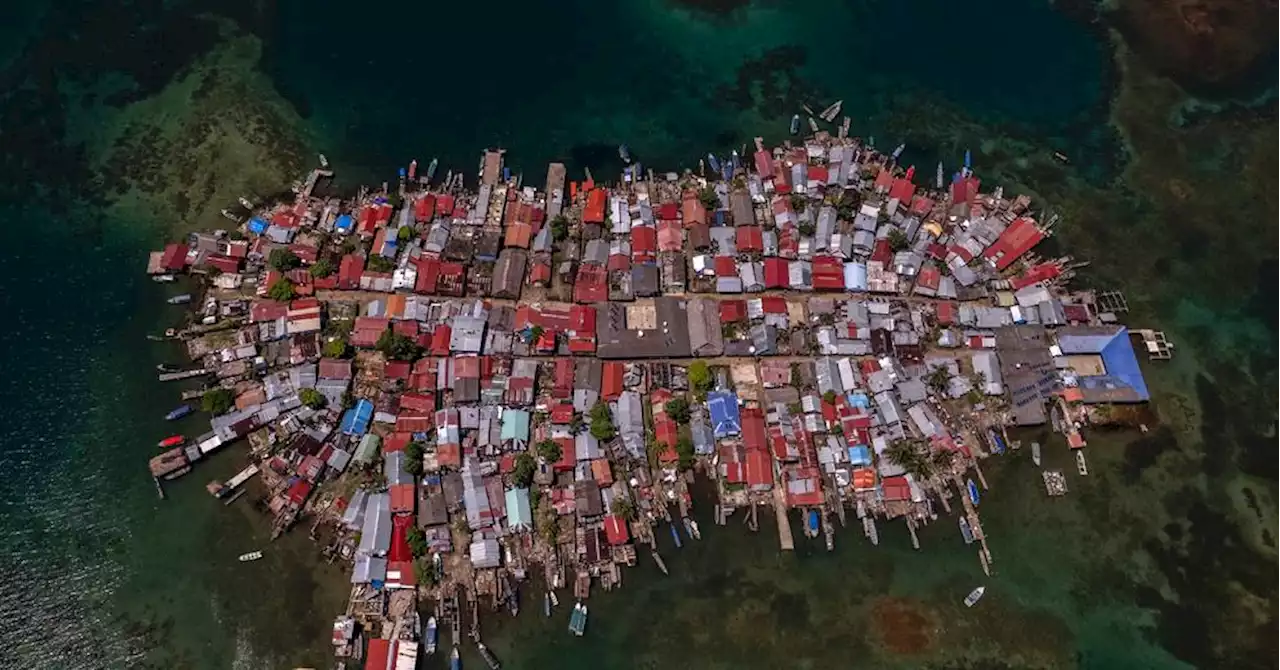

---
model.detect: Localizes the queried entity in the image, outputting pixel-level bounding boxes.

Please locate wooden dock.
[772,487,794,551]
[158,368,209,382]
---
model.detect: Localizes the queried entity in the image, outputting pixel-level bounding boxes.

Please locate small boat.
[1031,441,1042,467]
[988,429,1006,455]
[967,479,980,505]
[408,159,417,180]
[805,510,820,538]
[964,148,972,169]
[568,602,588,636]
[891,143,905,160]
[1053,151,1070,164]
[426,157,439,182]
[157,435,185,448]
[652,551,669,575]
[544,592,552,618]
[706,154,721,174]
[958,516,975,544]
[964,586,985,607]
[167,294,192,305]
[936,162,944,189]
[618,144,631,164]
[789,114,800,135]
[685,518,701,540]
[450,647,461,670]
[152,274,176,283]
[238,551,262,562]
[478,642,501,669]
[819,99,842,122]
[425,616,438,654]
[549,590,559,607]
[1076,450,1089,476]
[508,583,519,617]
[238,196,254,210]
[165,405,193,421]
[669,523,683,549]
[155,363,183,373]
[319,153,329,168]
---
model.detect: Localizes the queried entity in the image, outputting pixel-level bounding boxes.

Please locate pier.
[772,488,794,551]
[158,368,209,382]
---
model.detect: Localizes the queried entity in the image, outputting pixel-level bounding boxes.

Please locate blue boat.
[790,114,800,135]
[891,143,905,160]
[399,167,406,178]
[165,405,193,421]
[670,523,683,549]
[959,516,975,544]
[706,153,721,174]
[967,479,981,505]
[451,647,461,670]
[426,157,439,182]
[503,166,511,181]
[964,148,972,169]
[988,429,1006,454]
[807,510,820,534]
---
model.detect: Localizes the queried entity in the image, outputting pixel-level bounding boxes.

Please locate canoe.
[157,435,184,448]
[165,405,193,421]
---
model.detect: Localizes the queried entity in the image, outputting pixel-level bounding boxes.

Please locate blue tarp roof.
[707,391,741,438]
[335,214,354,232]
[848,445,872,466]
[340,399,374,436]
[248,218,268,235]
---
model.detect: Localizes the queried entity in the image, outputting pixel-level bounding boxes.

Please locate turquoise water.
[0,0,1274,668]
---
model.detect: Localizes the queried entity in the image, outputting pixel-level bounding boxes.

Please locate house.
[1053,326,1149,403]
[707,391,742,437]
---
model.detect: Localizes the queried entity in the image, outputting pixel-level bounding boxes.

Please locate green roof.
[353,433,381,464]
[501,409,530,443]
[505,487,532,529]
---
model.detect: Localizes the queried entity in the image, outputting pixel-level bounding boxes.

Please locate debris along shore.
[145,119,1169,665]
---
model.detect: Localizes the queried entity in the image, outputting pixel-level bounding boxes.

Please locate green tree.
[550,215,570,242]
[887,228,910,252]
[676,437,696,471]
[884,439,934,479]
[926,366,951,395]
[664,397,691,424]
[536,439,563,464]
[340,238,359,255]
[687,361,713,398]
[268,248,301,272]
[698,186,719,211]
[309,257,335,278]
[376,329,421,361]
[610,496,636,521]
[797,221,816,237]
[267,278,296,302]
[228,229,246,241]
[299,388,327,410]
[406,526,429,558]
[322,338,349,359]
[645,437,668,467]
[588,402,616,441]
[404,441,425,477]
[413,557,438,586]
[367,254,396,273]
[789,193,807,214]
[397,226,413,243]
[822,390,837,405]
[202,387,235,415]
[512,452,536,488]
[529,325,545,344]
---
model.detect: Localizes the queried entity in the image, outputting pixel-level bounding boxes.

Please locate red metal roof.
[807,165,828,183]
[936,301,958,325]
[160,243,188,271]
[719,299,747,323]
[760,296,786,314]
[754,149,774,177]
[714,256,737,277]
[882,475,911,501]
[736,226,763,252]
[874,170,894,190]
[338,254,364,289]
[390,483,415,514]
[889,178,916,203]
[584,189,607,224]
[657,220,682,252]
[811,255,844,291]
[206,254,241,274]
[319,358,352,379]
[657,202,679,221]
[682,193,707,226]
[763,258,788,288]
[395,415,431,433]
[385,360,411,380]
[910,196,935,216]
[1011,262,1062,290]
[414,256,440,294]
[602,362,624,401]
[550,403,574,424]
[364,639,391,670]
[741,408,767,451]
[982,218,1044,271]
[744,449,772,488]
[631,225,657,253]
[604,515,630,545]
[951,176,981,204]
[573,264,607,303]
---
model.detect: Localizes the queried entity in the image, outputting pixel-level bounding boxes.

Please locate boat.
[1053,151,1070,164]
[1031,441,1042,467]
[959,516,975,544]
[319,153,329,168]
[706,154,721,174]
[507,582,519,617]
[549,590,559,607]
[1076,450,1089,476]
[238,551,262,562]
[238,196,254,210]
[425,616,438,655]
[819,99,842,122]
[988,429,1006,454]
[157,435,185,448]
[891,143,905,160]
[686,518,701,540]
[450,647,461,670]
[543,592,552,618]
[426,157,439,182]
[220,209,238,221]
[652,550,669,575]
[618,144,631,163]
[167,294,192,305]
[568,602,588,636]
[730,149,740,172]
[408,159,417,180]
[669,523,683,549]
[964,586,985,607]
[477,642,501,670]
[789,114,800,135]
[936,161,944,189]
[155,363,183,373]
[165,405,193,421]
[967,479,981,505]
[152,274,176,283]
[805,509,820,538]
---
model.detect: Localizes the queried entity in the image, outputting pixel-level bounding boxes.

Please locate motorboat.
[964,586,985,607]
[424,616,438,655]
[1031,441,1042,467]
[157,435,185,448]
[618,144,631,163]
[165,405,193,421]
[152,274,176,283]
[167,294,192,305]
[789,114,800,135]
[238,551,263,562]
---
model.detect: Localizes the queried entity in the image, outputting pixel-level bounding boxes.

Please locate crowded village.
[143,121,1167,669]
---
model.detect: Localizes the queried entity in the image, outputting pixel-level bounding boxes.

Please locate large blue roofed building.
[1055,326,1150,403]
[340,398,374,436]
[707,391,742,438]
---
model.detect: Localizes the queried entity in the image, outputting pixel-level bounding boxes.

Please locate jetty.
[157,368,209,382]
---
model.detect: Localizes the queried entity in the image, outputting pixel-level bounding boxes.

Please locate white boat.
[424,616,438,655]
[819,99,842,122]
[1031,441,1042,467]
[964,586,985,607]
[238,551,262,562]
[1076,450,1089,476]
[238,196,254,210]
[152,274,176,283]
[549,590,559,607]
[319,153,329,168]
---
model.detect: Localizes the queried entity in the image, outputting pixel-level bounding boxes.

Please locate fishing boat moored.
[618,144,631,163]
[959,516,975,544]
[966,479,981,505]
[1076,450,1089,476]
[789,114,800,135]
[568,602,588,636]
[152,274,176,283]
[1031,441,1042,467]
[425,616,438,655]
[964,585,985,607]
[157,435,185,448]
[165,405,193,421]
[669,522,682,548]
[167,294,192,305]
[450,647,461,670]
[238,551,263,562]
[544,592,552,618]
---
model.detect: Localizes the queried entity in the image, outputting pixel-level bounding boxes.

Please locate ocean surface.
[0,0,1274,669]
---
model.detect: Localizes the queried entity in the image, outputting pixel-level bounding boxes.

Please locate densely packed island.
[145,123,1167,669]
